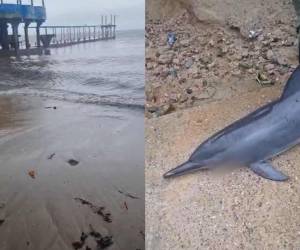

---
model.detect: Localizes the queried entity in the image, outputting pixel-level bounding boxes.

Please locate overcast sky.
[42,0,144,30]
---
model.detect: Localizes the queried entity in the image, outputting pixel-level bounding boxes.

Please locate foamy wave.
[0,88,145,111]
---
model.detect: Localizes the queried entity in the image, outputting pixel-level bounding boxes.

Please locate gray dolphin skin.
[163,66,300,181]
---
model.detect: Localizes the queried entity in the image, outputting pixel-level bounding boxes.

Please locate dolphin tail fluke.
[249,161,289,181]
[163,161,205,179]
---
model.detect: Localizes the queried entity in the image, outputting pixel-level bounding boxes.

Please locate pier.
[0,1,116,56]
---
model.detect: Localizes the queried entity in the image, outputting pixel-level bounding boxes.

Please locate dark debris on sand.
[74,198,112,223]
[47,153,56,160]
[97,236,113,249]
[139,230,145,241]
[72,225,113,250]
[45,106,57,110]
[68,159,80,166]
[0,219,4,226]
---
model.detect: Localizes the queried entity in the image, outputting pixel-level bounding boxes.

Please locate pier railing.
[28,23,116,48]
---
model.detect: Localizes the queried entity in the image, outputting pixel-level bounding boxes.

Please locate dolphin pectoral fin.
[249,161,289,181]
[163,161,204,179]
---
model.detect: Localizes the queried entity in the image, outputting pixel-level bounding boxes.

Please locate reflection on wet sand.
[0,96,42,137]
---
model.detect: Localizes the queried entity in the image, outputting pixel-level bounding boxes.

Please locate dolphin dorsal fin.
[281,66,300,99]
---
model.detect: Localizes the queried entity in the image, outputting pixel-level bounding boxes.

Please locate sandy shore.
[0,96,144,250]
[146,85,300,249]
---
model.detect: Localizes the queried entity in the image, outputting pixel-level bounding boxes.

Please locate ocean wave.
[0,88,145,111]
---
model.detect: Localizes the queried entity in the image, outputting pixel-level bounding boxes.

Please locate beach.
[0,30,145,250]
[146,85,300,249]
[0,95,144,250]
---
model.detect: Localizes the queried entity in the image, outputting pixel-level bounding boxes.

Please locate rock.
[264,63,275,71]
[185,58,194,69]
[188,65,200,78]
[256,72,274,86]
[239,62,252,69]
[208,39,215,47]
[156,104,175,116]
[169,68,178,78]
[207,62,216,69]
[283,37,295,47]
[170,93,180,102]
[266,50,274,60]
[146,48,158,60]
[172,58,180,65]
[180,39,190,47]
[147,105,159,113]
[226,16,240,31]
[186,88,193,94]
[241,50,249,58]
[200,54,213,65]
[202,79,208,87]
[158,53,173,64]
[217,47,228,57]
[232,70,241,77]
[146,62,155,70]
[276,56,289,66]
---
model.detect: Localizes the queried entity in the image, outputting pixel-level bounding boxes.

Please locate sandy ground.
[146,83,300,249]
[0,96,144,250]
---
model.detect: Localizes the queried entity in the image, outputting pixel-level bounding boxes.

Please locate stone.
[185,58,194,69]
[180,39,190,47]
[170,93,180,102]
[266,50,274,60]
[276,56,289,66]
[241,50,249,58]
[188,65,199,77]
[169,68,178,78]
[147,105,159,113]
[146,48,158,60]
[158,53,173,64]
[186,88,193,94]
[173,58,180,65]
[265,63,275,71]
[156,104,175,116]
[239,62,252,69]
[160,70,169,78]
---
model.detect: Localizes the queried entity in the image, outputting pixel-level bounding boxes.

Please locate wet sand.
[146,84,300,249]
[0,96,144,250]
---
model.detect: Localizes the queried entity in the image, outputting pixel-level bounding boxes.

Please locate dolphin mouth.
[163,161,204,178]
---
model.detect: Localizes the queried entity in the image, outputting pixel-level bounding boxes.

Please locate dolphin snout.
[163,161,203,178]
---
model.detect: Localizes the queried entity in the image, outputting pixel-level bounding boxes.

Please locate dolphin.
[163,66,300,181]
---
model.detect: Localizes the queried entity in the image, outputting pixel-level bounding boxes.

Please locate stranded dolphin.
[163,66,300,181]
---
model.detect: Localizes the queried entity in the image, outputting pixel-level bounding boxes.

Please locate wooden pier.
[0,0,117,56]
[32,15,116,49]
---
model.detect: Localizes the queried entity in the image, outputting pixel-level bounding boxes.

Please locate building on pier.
[0,0,46,53]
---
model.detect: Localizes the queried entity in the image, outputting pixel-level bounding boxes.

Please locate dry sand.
[0,96,144,250]
[146,83,300,249]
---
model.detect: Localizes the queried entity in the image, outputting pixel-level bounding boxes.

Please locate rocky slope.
[146,0,299,117]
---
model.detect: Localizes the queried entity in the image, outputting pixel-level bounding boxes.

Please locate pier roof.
[0,1,46,22]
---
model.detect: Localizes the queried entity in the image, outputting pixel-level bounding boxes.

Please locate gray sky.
[43,0,144,30]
